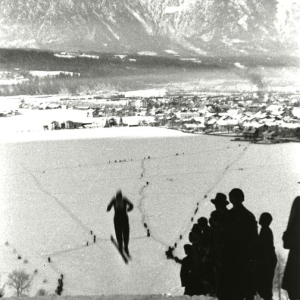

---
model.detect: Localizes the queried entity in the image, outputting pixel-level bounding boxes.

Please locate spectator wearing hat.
[211,193,229,209]
[210,193,229,231]
[209,193,229,298]
[220,188,258,300]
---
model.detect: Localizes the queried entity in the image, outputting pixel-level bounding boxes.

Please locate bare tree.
[7,270,32,297]
[273,252,287,300]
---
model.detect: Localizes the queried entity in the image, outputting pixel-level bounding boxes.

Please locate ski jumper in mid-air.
[107,190,134,257]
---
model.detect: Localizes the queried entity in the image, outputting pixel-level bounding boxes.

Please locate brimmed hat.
[211,193,229,206]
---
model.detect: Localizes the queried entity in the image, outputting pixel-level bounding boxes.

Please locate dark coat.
[256,226,277,299]
[282,226,300,299]
[219,204,258,299]
[180,255,193,288]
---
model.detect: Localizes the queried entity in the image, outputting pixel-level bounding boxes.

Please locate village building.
[39,103,62,110]
[243,127,259,140]
[177,111,200,119]
[262,128,278,142]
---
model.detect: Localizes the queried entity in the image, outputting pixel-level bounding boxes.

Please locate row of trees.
[0,77,119,96]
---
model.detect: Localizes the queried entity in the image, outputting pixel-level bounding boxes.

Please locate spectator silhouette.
[191,223,201,242]
[255,212,277,300]
[185,229,204,296]
[197,217,215,296]
[107,190,134,257]
[197,217,212,246]
[180,244,194,296]
[219,188,258,300]
[197,217,212,263]
[282,196,300,300]
[210,193,229,227]
[209,193,229,297]
[55,274,64,296]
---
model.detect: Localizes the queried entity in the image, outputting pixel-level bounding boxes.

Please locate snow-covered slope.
[0,129,299,296]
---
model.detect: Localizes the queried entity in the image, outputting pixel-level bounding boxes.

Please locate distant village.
[1,90,300,143]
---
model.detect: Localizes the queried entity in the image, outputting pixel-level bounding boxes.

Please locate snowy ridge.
[0,0,299,55]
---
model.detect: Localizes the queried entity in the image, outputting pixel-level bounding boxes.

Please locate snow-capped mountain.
[0,0,299,56]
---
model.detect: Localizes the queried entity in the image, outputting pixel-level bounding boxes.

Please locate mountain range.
[0,0,299,56]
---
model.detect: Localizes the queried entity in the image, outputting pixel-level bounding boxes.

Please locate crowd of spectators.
[166,189,300,300]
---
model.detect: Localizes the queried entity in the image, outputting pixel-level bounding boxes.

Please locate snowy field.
[0,109,102,135]
[0,109,157,138]
[0,124,300,297]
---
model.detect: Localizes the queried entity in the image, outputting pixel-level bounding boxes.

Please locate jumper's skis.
[110,235,128,264]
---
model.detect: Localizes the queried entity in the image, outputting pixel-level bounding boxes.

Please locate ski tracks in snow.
[136,158,169,247]
[23,166,91,234]
[16,143,251,274]
[166,144,251,254]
